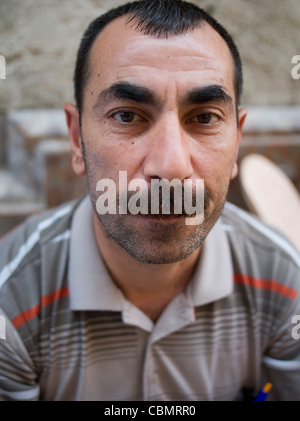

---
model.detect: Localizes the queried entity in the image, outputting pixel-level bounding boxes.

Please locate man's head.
[64,0,247,264]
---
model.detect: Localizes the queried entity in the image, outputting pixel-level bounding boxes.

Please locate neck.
[92,212,201,321]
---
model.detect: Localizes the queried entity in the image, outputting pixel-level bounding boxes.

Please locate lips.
[141,212,185,220]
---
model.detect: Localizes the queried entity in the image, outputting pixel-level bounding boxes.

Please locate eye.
[111,110,146,123]
[187,113,220,125]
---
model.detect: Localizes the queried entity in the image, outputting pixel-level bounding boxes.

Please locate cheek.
[83,134,142,186]
[192,140,237,196]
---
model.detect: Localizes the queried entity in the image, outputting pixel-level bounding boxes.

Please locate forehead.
[88,16,235,99]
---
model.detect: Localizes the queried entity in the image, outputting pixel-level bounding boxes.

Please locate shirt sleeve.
[261,272,300,401]
[0,308,40,401]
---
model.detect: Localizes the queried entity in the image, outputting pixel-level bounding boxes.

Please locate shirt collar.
[186,216,234,307]
[68,195,123,311]
[68,196,233,311]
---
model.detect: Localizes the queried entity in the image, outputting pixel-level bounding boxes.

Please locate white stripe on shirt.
[0,205,73,290]
[263,356,300,371]
[225,202,300,268]
[50,229,71,244]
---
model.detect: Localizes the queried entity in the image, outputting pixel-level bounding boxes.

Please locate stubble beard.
[95,205,224,264]
[90,185,227,265]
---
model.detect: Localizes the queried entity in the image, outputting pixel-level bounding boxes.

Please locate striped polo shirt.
[0,195,300,401]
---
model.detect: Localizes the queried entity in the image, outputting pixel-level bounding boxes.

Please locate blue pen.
[254,383,273,401]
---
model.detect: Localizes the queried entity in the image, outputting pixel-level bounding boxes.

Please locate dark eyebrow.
[97,82,157,106]
[184,85,233,107]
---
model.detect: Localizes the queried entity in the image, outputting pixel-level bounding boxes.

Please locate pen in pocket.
[254,383,273,401]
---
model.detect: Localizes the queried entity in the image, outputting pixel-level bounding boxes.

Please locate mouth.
[135,212,191,224]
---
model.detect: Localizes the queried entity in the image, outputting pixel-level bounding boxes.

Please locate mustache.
[117,183,211,217]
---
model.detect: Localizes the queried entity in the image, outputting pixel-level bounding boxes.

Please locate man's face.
[68,17,246,264]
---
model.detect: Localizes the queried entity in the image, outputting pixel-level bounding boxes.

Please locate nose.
[143,113,193,182]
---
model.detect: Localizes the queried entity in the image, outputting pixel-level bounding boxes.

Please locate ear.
[230,107,247,180]
[64,102,86,176]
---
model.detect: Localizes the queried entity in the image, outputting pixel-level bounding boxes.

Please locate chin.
[116,225,207,265]
[124,246,198,265]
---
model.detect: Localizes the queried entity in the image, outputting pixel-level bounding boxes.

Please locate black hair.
[74,0,243,117]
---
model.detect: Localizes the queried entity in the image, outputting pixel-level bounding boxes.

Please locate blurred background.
[0,0,299,236]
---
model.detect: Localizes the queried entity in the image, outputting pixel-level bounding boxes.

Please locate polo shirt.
[0,195,300,401]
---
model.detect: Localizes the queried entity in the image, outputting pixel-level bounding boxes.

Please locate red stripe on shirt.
[12,286,69,329]
[234,273,298,299]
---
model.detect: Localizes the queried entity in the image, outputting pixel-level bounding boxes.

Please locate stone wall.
[0,0,300,109]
